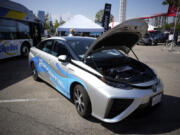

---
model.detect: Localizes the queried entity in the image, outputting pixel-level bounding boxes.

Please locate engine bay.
[86,56,156,84]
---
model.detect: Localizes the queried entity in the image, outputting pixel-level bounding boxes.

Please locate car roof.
[42,36,96,42]
[63,36,96,40]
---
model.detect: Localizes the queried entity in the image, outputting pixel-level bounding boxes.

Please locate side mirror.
[58,55,67,62]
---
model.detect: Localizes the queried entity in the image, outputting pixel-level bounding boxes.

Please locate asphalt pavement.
[0,45,180,135]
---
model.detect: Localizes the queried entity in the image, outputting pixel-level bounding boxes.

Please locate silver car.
[29,19,163,123]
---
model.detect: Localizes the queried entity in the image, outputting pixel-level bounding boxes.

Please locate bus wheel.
[21,42,30,57]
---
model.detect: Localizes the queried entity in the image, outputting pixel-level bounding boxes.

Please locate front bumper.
[90,80,163,123]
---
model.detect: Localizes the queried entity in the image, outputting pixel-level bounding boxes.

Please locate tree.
[162,0,180,24]
[162,0,178,6]
[60,20,66,25]
[53,19,60,32]
[162,0,173,6]
[44,13,50,33]
[95,9,114,24]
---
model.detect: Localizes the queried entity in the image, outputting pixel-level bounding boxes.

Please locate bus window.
[17,22,30,39]
[0,19,17,40]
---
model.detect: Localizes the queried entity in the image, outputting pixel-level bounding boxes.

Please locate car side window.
[42,40,54,54]
[37,40,54,54]
[52,40,69,57]
[36,42,44,50]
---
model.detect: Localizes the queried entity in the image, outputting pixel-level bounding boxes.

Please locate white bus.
[0,0,41,59]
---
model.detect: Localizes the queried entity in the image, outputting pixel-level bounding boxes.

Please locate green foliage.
[95,10,104,23]
[53,19,60,32]
[43,13,66,34]
[95,9,114,23]
[44,13,50,33]
[162,0,173,6]
[60,20,66,25]
[161,23,173,30]
[176,24,180,30]
[161,22,180,31]
[162,0,179,6]
[161,0,180,31]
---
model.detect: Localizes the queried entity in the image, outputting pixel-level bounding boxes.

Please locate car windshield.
[90,49,123,59]
[67,38,123,60]
[67,38,95,59]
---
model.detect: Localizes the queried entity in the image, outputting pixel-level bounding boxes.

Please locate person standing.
[177,33,180,45]
[168,31,175,50]
[68,29,75,36]
[168,32,174,42]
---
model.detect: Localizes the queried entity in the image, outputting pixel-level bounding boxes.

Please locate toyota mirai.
[29,19,163,123]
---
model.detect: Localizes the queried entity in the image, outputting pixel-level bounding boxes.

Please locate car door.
[35,39,54,83]
[47,39,71,96]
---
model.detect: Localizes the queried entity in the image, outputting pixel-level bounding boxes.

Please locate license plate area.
[151,93,162,106]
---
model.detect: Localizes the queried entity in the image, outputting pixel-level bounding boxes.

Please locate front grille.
[106,99,134,118]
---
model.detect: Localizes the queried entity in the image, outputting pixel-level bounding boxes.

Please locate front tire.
[73,84,91,118]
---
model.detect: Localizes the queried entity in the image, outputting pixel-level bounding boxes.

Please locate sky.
[11,0,169,22]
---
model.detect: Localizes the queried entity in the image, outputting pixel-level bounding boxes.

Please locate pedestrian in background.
[68,29,75,36]
[177,32,180,45]
[168,31,174,42]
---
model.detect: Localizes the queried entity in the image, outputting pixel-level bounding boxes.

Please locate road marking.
[0,98,60,103]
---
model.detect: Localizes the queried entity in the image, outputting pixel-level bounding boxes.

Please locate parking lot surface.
[0,45,180,135]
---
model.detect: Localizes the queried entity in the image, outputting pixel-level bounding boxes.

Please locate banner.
[38,10,45,22]
[102,3,111,32]
[50,21,53,33]
[60,16,63,24]
[167,5,177,16]
[49,15,53,33]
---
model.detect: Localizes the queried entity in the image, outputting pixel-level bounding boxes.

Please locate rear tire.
[21,42,30,57]
[149,40,152,46]
[31,63,39,81]
[73,84,91,118]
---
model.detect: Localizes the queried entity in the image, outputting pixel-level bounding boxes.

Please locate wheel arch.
[69,81,88,101]
[20,41,32,56]
[29,57,38,70]
[69,81,92,114]
[21,41,31,49]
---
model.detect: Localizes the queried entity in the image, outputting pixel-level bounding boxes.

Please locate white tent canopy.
[57,15,104,33]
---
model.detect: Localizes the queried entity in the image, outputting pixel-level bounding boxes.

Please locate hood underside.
[83,19,148,60]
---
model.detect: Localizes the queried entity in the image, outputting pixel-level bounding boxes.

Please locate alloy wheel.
[74,88,85,113]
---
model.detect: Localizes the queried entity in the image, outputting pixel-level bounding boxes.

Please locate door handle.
[68,67,74,72]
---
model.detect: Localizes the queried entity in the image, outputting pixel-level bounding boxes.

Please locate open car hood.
[83,19,148,60]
